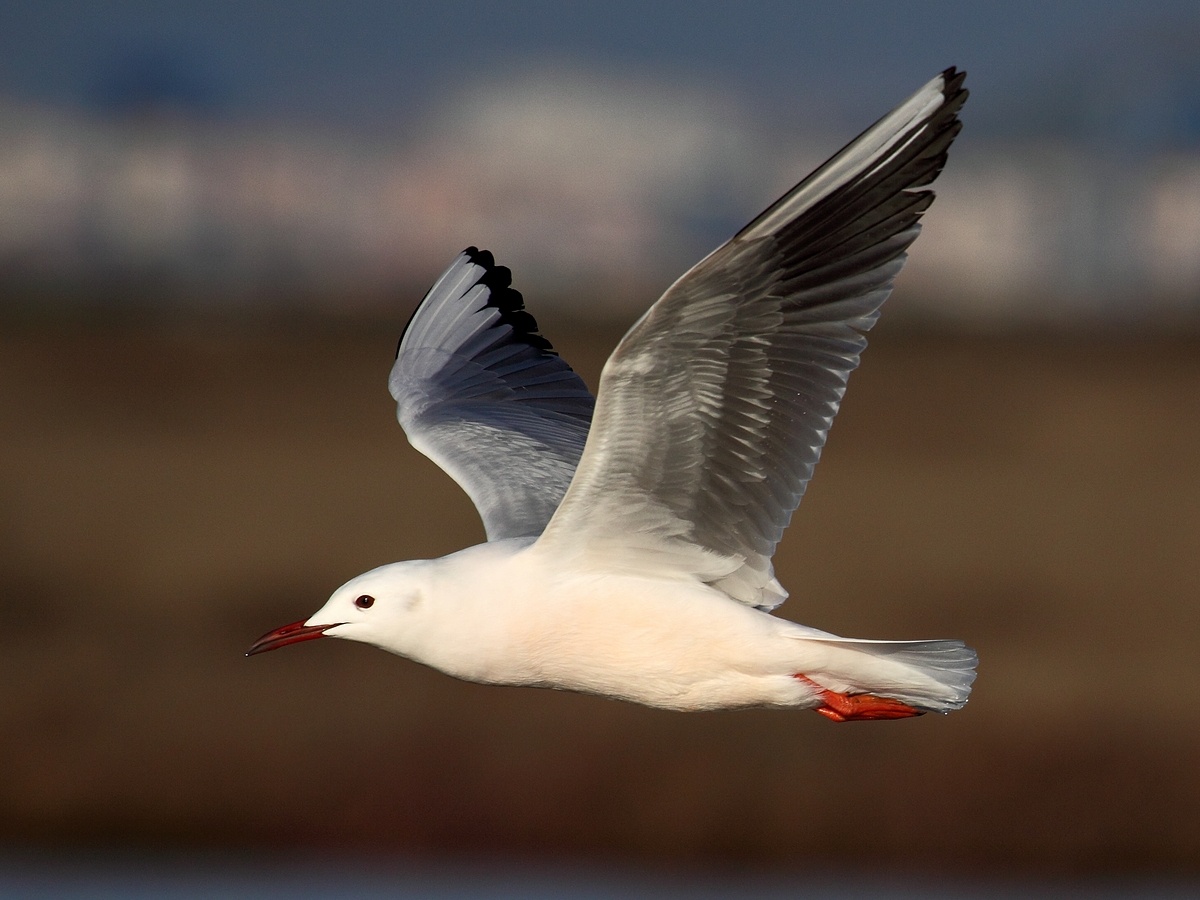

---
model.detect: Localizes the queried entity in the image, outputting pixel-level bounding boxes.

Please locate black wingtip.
[398,247,556,359]
[398,246,557,359]
[461,247,556,355]
[939,66,968,109]
[462,246,505,284]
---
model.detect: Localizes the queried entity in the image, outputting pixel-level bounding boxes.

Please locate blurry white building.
[2,70,1199,323]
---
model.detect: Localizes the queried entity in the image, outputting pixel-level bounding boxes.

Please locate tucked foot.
[793,674,926,722]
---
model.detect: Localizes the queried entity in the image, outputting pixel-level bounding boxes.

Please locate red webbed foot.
[794,674,926,722]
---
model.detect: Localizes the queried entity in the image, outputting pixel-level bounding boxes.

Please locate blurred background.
[2,1,1198,896]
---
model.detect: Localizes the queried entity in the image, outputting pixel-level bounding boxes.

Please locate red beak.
[246,619,341,656]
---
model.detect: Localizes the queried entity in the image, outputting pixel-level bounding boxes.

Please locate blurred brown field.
[0,312,1197,878]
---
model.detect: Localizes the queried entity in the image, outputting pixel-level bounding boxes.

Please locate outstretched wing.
[537,69,967,609]
[390,248,595,540]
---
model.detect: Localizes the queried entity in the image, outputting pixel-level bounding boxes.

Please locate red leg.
[794,674,925,722]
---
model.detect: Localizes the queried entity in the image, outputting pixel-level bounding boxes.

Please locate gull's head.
[247,561,432,658]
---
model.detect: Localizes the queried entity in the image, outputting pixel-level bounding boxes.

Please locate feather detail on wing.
[537,69,967,609]
[390,248,595,540]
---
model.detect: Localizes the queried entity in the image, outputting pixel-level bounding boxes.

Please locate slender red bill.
[246,619,341,656]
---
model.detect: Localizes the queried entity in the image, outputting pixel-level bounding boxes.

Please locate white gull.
[249,68,977,720]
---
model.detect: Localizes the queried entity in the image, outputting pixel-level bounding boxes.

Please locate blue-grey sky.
[4,1,1199,141]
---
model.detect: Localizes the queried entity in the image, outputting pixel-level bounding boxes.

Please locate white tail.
[794,636,977,713]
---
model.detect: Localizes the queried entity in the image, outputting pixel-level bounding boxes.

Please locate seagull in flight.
[249,69,976,720]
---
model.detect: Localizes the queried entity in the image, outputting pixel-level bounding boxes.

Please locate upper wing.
[537,69,967,609]
[389,248,595,541]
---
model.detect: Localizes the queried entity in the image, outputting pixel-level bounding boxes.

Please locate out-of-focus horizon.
[4,1,1200,324]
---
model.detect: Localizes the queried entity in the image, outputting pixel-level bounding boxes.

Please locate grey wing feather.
[390,248,595,541]
[538,69,967,609]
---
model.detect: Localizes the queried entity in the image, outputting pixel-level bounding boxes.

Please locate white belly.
[458,564,821,710]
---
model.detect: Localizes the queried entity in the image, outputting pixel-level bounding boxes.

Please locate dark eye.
[354,595,375,609]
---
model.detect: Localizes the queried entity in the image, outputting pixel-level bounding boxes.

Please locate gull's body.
[251,69,978,720]
[339,538,971,713]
